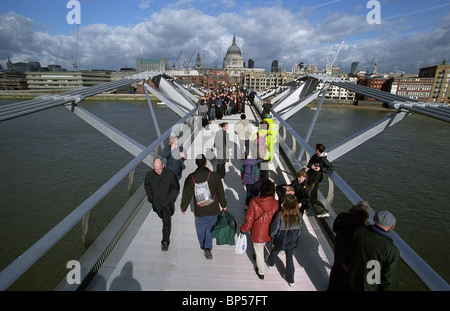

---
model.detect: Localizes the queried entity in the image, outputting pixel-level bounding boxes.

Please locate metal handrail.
[0,107,196,291]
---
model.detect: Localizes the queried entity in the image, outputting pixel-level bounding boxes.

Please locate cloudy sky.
[1,0,449,74]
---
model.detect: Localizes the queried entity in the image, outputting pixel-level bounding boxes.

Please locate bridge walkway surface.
[86,105,332,291]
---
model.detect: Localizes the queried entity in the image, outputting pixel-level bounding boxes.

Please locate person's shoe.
[255,268,264,280]
[317,212,330,218]
[161,242,169,251]
[267,263,274,270]
[204,248,213,259]
[282,274,294,286]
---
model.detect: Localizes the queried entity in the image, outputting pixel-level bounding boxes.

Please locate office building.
[419,60,450,104]
[136,58,169,72]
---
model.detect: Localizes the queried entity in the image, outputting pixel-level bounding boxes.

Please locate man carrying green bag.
[212,210,237,245]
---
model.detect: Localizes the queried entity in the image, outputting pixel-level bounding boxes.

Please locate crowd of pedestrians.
[197,83,247,125]
[142,87,400,291]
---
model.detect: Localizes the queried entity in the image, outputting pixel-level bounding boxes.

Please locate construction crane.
[54,41,63,65]
[325,41,344,73]
[330,41,344,67]
[172,50,183,70]
[72,24,79,70]
[215,46,222,68]
[183,51,195,74]
[365,57,377,74]
[305,64,319,74]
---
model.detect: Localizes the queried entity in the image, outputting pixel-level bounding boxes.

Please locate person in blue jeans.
[180,154,227,259]
[267,194,302,287]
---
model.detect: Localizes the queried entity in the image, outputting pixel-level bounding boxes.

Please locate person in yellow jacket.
[250,120,270,161]
[250,119,278,180]
[263,113,278,146]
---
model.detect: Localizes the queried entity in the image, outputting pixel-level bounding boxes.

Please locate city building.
[26,71,111,91]
[136,58,169,72]
[357,75,391,101]
[222,34,245,84]
[419,60,449,104]
[242,68,267,91]
[315,76,357,101]
[271,60,279,73]
[268,69,295,89]
[390,75,434,101]
[5,57,67,73]
[223,34,244,70]
[350,62,359,75]
[203,70,230,89]
[195,52,202,70]
[0,71,28,90]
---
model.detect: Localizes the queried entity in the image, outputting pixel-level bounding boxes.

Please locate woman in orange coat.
[240,179,278,279]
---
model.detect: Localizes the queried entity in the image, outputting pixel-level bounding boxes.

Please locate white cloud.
[138,0,153,10]
[1,8,448,74]
[0,12,35,54]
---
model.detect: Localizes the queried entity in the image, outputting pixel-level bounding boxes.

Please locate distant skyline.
[1,0,449,74]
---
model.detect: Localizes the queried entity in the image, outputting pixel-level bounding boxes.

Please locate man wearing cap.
[347,210,400,291]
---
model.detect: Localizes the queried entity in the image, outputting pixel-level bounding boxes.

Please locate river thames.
[0,99,448,290]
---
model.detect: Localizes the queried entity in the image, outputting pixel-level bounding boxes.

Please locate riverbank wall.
[0,92,390,110]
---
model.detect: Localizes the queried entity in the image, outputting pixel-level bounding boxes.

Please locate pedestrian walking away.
[240,179,278,280]
[214,122,231,179]
[180,154,227,259]
[240,156,262,209]
[235,113,253,159]
[267,194,302,287]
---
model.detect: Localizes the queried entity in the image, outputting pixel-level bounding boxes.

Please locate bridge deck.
[86,106,332,291]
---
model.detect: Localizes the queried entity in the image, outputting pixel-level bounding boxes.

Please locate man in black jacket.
[144,158,180,251]
[181,154,227,259]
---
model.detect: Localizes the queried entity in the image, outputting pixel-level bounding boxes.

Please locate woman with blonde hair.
[267,194,302,287]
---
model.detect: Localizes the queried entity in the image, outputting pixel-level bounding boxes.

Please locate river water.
[0,100,448,290]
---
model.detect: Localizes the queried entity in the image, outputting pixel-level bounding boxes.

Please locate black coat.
[144,168,180,216]
[290,179,312,213]
[180,166,227,217]
[306,153,334,184]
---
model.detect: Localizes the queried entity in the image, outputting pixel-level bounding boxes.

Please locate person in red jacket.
[240,179,278,279]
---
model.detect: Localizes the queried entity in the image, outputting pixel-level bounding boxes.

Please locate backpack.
[191,171,215,207]
[240,159,261,185]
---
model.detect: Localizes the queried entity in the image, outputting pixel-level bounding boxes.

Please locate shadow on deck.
[85,112,332,291]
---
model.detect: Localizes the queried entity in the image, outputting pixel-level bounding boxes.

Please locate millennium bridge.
[0,71,449,291]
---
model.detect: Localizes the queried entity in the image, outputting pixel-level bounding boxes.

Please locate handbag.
[235,233,247,254]
[211,210,237,245]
